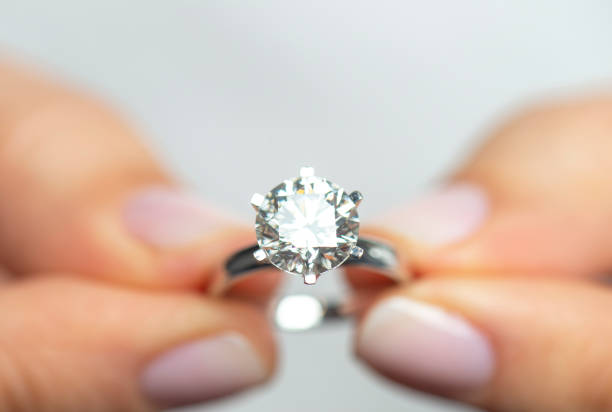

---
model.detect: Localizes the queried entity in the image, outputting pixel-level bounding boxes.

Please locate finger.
[370,96,612,278]
[224,269,284,306]
[0,264,12,283]
[0,276,276,410]
[0,59,250,289]
[355,276,612,412]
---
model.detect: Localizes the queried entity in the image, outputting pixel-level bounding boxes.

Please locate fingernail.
[378,183,489,246]
[357,297,494,391]
[141,333,267,407]
[123,187,227,247]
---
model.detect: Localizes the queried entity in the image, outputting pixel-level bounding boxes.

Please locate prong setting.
[303,273,319,285]
[349,190,363,206]
[299,166,315,177]
[350,245,364,259]
[253,248,267,262]
[250,193,265,210]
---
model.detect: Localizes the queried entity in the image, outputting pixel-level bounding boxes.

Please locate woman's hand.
[0,61,277,411]
[352,97,612,412]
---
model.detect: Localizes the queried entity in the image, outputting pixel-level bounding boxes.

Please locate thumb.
[0,276,276,411]
[0,60,249,289]
[373,96,612,277]
[355,276,612,412]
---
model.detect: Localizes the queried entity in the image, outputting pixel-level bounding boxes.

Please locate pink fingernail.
[357,297,494,391]
[141,333,267,407]
[379,183,489,246]
[123,187,227,247]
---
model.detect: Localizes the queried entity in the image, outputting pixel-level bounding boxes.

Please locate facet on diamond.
[255,172,360,278]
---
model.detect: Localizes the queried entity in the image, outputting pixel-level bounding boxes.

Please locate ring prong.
[350,245,364,258]
[350,190,363,206]
[253,248,267,262]
[303,273,319,285]
[300,166,315,177]
[250,193,264,210]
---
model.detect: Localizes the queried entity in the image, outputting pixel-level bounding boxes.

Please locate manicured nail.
[123,187,227,247]
[141,333,267,407]
[378,183,489,246]
[357,297,494,391]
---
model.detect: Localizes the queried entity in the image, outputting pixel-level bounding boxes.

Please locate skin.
[354,97,612,412]
[2,58,612,411]
[0,61,279,411]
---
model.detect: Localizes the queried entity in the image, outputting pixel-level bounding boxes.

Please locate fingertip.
[355,291,495,394]
[355,276,612,411]
[373,183,490,248]
[0,276,278,410]
[140,332,270,407]
[122,187,236,248]
[136,296,278,408]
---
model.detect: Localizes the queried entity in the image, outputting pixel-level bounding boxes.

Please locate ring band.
[225,238,398,279]
[225,237,399,331]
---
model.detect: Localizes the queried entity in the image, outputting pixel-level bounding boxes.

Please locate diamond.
[254,168,360,282]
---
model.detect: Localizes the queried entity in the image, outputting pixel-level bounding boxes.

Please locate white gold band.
[224,238,399,331]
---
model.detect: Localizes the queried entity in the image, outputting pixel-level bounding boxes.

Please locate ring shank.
[225,238,398,277]
[224,238,399,331]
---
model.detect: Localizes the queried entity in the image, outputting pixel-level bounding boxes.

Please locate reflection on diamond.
[255,173,360,278]
[276,193,338,248]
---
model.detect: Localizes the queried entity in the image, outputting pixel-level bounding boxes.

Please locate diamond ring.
[224,167,400,330]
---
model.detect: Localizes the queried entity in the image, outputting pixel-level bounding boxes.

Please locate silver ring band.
[225,238,398,278]
[225,237,399,331]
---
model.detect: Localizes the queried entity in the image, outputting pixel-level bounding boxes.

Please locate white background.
[1,2,611,411]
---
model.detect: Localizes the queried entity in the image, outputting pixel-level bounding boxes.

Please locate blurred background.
[1,1,611,411]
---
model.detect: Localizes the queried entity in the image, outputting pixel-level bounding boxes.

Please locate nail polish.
[141,333,267,407]
[123,187,225,247]
[378,183,489,246]
[357,297,494,391]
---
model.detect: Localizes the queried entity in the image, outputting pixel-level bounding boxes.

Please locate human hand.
[352,97,612,412]
[0,61,278,411]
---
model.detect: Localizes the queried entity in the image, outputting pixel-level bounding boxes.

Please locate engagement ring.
[225,167,400,330]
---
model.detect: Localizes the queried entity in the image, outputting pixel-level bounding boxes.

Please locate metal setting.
[250,193,264,210]
[350,245,364,258]
[225,237,398,330]
[349,190,363,206]
[224,167,399,331]
[226,238,397,279]
[252,167,360,284]
[299,166,315,177]
[252,248,267,262]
